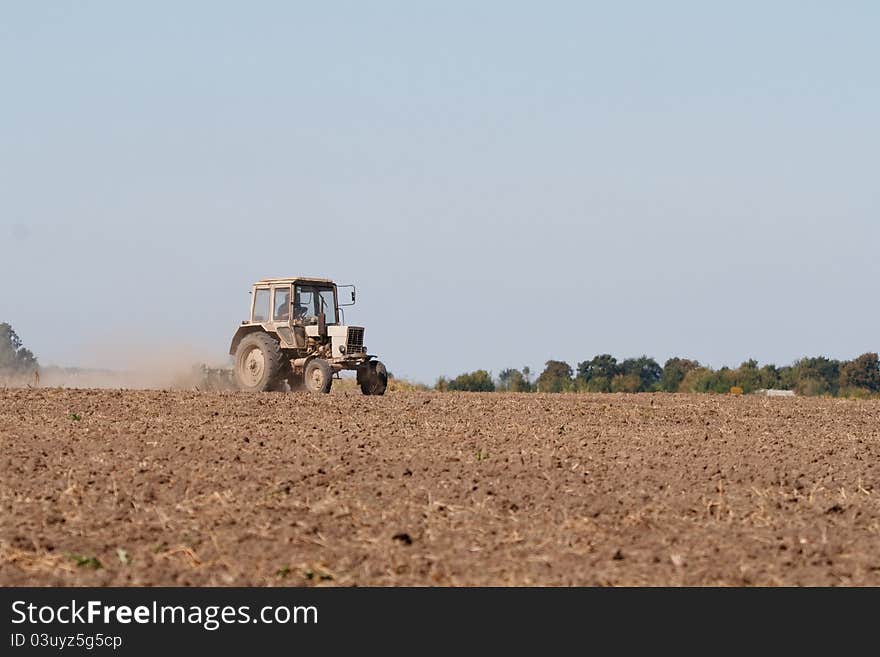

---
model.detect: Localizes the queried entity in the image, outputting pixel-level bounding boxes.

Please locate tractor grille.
[347,327,366,354]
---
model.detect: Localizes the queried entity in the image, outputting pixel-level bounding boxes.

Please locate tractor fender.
[229,325,266,355]
[356,357,376,385]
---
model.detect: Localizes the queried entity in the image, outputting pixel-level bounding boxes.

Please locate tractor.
[229,277,387,395]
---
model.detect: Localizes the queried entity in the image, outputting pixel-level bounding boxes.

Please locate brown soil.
[2,389,879,586]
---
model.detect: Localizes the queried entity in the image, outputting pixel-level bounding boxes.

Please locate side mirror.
[338,284,357,307]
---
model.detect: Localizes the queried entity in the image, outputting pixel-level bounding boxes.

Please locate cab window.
[318,289,337,324]
[293,285,337,324]
[253,289,270,322]
[273,287,291,322]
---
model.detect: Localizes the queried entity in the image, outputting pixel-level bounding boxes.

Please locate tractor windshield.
[293,285,337,325]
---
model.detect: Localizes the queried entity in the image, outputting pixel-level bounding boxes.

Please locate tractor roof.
[254,276,335,286]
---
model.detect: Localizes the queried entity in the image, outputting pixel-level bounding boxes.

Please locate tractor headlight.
[339,344,346,354]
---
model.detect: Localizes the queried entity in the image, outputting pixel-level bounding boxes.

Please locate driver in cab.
[293,293,309,323]
[275,290,290,321]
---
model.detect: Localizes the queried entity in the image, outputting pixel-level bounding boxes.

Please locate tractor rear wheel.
[304,358,332,394]
[359,360,388,396]
[233,332,286,392]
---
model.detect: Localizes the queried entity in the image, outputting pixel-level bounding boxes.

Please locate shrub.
[388,375,430,392]
[839,353,880,392]
[536,360,573,393]
[660,358,700,392]
[583,376,611,393]
[838,386,877,400]
[447,370,495,392]
[610,374,641,393]
[620,356,662,391]
[796,377,830,397]
[497,368,533,392]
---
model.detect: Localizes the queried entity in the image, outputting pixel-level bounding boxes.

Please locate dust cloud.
[7,342,234,391]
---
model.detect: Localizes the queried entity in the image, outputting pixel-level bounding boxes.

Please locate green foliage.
[582,376,611,393]
[610,374,641,393]
[678,367,717,393]
[776,366,796,390]
[660,358,700,392]
[446,370,496,392]
[577,354,618,385]
[838,386,878,400]
[576,354,660,392]
[438,352,878,397]
[387,374,430,392]
[796,376,830,397]
[839,353,880,392]
[67,553,102,569]
[793,356,841,396]
[497,368,533,392]
[536,360,573,393]
[0,323,38,376]
[732,359,761,393]
[758,364,781,389]
[619,356,662,391]
[676,362,769,394]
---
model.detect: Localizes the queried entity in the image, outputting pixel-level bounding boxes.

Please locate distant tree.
[776,366,796,391]
[436,352,877,397]
[536,360,573,393]
[610,374,641,393]
[447,370,495,392]
[712,367,737,393]
[498,368,532,392]
[796,377,830,397]
[583,376,611,393]
[758,364,781,390]
[839,353,880,392]
[0,323,38,376]
[678,367,718,393]
[619,356,662,392]
[660,358,700,392]
[731,359,761,393]
[793,357,841,396]
[576,354,619,385]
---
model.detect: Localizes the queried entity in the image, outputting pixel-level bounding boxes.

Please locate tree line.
[4,320,877,398]
[0,323,38,377]
[437,353,880,398]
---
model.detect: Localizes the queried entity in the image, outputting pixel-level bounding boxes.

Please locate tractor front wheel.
[359,360,388,396]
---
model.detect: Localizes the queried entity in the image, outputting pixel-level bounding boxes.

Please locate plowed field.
[2,389,879,586]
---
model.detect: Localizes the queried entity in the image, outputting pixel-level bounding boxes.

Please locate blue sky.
[2,2,878,383]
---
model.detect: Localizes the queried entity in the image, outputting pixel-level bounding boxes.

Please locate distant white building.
[754,389,796,397]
